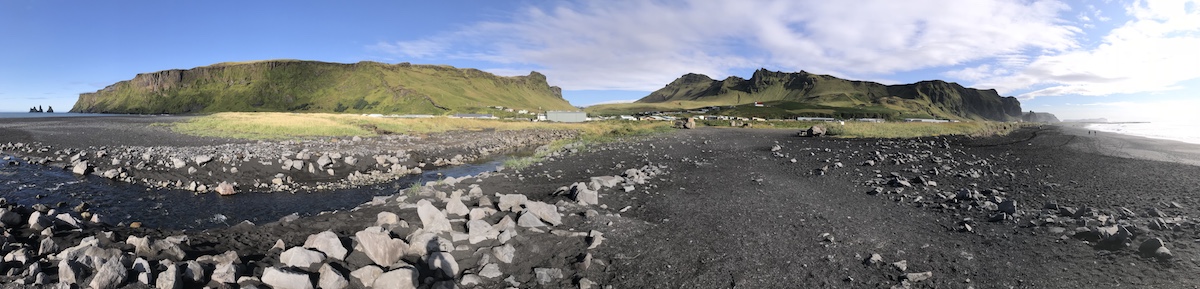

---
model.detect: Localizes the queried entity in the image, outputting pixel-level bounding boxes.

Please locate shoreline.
[2,122,1200,287]
[1055,123,1200,166]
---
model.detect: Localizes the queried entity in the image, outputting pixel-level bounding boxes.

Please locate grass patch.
[823,122,1028,138]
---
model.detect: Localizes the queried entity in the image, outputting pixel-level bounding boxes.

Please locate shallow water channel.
[0,153,513,230]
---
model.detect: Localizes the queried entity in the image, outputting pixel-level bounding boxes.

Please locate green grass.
[821,122,1028,138]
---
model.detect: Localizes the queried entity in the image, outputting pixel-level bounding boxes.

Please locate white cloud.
[372,0,1079,91]
[979,0,1200,99]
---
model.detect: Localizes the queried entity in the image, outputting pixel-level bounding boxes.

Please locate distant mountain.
[71,60,575,114]
[602,69,1025,121]
[1022,111,1061,123]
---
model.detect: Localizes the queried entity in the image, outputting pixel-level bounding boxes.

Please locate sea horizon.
[1087,121,1200,145]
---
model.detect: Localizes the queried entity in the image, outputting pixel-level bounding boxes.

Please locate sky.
[1,0,1198,122]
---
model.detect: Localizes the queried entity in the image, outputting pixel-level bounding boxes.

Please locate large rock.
[156,262,180,289]
[416,200,452,232]
[533,268,563,285]
[497,194,528,212]
[280,247,327,271]
[478,263,502,279]
[58,259,85,286]
[181,260,206,283]
[262,267,313,289]
[524,201,562,226]
[318,263,349,289]
[215,181,237,196]
[427,252,459,278]
[303,230,348,261]
[445,195,470,217]
[492,244,515,263]
[317,155,333,169]
[573,185,599,205]
[355,226,409,267]
[806,125,826,137]
[372,267,418,289]
[89,257,128,289]
[467,220,498,244]
[72,160,92,175]
[0,208,21,226]
[349,265,383,288]
[211,261,242,284]
[517,212,546,228]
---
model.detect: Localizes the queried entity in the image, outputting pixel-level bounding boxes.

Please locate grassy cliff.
[589,69,1024,121]
[71,60,576,114]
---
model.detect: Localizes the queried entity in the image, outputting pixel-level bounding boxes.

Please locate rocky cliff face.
[1022,111,1061,123]
[638,69,1025,121]
[71,60,573,114]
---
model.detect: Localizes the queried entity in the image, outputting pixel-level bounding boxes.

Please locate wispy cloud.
[977,0,1200,99]
[371,0,1078,91]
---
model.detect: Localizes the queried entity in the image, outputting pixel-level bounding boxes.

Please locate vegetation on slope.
[72,60,575,114]
[589,69,1024,121]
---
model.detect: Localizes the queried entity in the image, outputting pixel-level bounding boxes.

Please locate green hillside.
[589,69,1025,121]
[71,60,575,114]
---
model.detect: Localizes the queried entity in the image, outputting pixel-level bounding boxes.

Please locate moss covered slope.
[71,60,575,114]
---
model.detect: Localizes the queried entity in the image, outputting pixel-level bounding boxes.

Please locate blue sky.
[2,0,1199,122]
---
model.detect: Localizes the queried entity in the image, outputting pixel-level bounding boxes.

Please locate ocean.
[0,112,122,118]
[1087,122,1200,145]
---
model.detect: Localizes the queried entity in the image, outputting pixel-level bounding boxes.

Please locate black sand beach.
[2,117,1200,288]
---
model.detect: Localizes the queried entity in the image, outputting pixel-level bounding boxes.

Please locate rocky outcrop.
[1022,111,1061,123]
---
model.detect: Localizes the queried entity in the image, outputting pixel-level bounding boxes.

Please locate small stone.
[372,267,418,289]
[492,244,515,263]
[478,263,503,279]
[533,267,563,285]
[864,253,884,265]
[262,267,314,289]
[892,260,908,272]
[427,252,459,278]
[905,271,933,283]
[215,181,237,196]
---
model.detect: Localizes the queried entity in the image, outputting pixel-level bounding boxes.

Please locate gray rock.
[416,200,452,232]
[156,262,180,289]
[1139,238,1172,260]
[467,220,498,244]
[355,226,408,267]
[445,195,470,217]
[498,194,528,212]
[460,274,483,286]
[28,211,50,231]
[262,267,313,289]
[215,181,237,196]
[891,260,907,272]
[37,237,58,255]
[427,252,459,278]
[317,155,333,169]
[181,260,206,283]
[478,263,503,279]
[280,247,326,271]
[194,155,213,166]
[72,161,92,175]
[376,212,401,226]
[318,263,349,289]
[89,257,128,289]
[905,271,933,283]
[533,267,563,285]
[170,158,186,169]
[57,259,85,286]
[211,261,241,284]
[349,265,383,288]
[492,244,515,263]
[0,208,21,226]
[517,212,547,228]
[303,230,348,261]
[573,185,599,205]
[372,267,418,289]
[524,201,562,226]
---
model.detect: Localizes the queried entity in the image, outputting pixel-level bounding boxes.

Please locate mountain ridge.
[628,69,1027,121]
[70,60,575,114]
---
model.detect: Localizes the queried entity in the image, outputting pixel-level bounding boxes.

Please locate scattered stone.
[427,252,459,278]
[280,247,327,270]
[524,201,562,226]
[417,200,453,232]
[355,226,408,267]
[479,263,503,279]
[864,253,884,266]
[998,199,1017,214]
[262,267,314,289]
[905,271,933,283]
[533,267,563,285]
[216,181,237,196]
[892,260,908,272]
[303,230,348,261]
[372,267,418,289]
[318,263,349,289]
[493,244,515,263]
[468,220,498,244]
[498,194,528,212]
[349,265,384,288]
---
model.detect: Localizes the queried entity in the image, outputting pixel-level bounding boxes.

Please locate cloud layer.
[372,0,1199,101]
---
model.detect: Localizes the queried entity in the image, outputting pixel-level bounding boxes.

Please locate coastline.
[1056,123,1200,166]
[2,121,1200,287]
